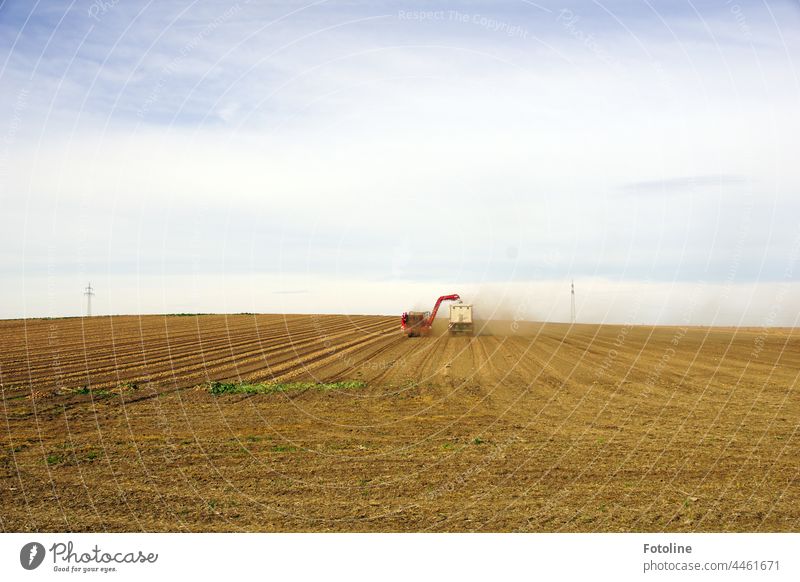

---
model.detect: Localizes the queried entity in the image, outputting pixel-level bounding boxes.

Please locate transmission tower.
[570,280,576,324]
[84,282,95,317]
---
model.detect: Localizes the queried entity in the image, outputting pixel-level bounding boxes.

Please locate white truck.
[448,301,474,336]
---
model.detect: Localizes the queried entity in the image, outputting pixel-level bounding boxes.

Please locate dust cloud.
[400,279,800,336]
[426,286,549,337]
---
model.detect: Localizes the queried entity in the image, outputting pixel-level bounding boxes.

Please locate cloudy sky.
[1,0,799,324]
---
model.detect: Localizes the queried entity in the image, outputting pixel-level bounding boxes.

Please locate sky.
[1,0,799,324]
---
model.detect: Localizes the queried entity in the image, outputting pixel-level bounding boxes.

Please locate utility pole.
[570,280,576,324]
[84,282,95,317]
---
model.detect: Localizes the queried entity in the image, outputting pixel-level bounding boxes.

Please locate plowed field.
[0,314,797,532]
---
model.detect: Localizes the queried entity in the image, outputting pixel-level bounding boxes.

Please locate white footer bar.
[2,533,797,581]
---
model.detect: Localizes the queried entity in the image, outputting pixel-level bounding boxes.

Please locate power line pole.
[570,280,576,324]
[84,282,95,317]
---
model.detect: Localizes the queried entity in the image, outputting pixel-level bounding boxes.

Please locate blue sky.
[1,0,799,322]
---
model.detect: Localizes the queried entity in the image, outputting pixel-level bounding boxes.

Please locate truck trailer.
[448,301,473,335]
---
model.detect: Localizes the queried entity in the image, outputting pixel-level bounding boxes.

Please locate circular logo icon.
[20,542,46,570]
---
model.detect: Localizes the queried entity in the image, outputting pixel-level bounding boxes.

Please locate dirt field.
[0,314,797,532]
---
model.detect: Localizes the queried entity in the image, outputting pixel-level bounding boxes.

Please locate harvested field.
[0,314,798,532]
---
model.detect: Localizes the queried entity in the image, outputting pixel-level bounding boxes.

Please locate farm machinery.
[401,293,473,337]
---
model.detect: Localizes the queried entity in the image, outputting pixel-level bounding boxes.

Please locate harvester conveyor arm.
[426,294,460,327]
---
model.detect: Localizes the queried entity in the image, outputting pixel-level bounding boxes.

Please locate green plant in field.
[75,386,113,396]
[208,380,366,395]
[270,444,297,453]
[85,450,100,461]
[46,454,62,466]
[95,390,111,396]
[472,437,485,445]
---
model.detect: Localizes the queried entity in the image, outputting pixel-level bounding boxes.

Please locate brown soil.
[0,314,797,532]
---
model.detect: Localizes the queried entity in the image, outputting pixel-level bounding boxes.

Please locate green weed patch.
[208,380,366,395]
